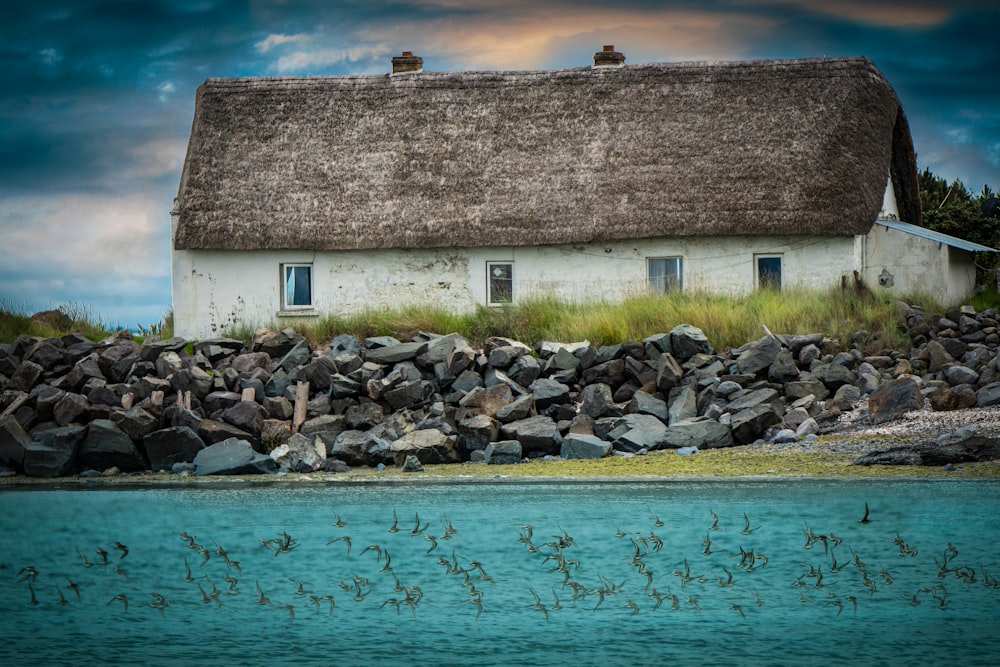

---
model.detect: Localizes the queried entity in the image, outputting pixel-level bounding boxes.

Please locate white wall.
[172,234,861,339]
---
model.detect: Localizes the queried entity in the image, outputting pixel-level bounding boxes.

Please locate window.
[756,255,782,290]
[647,257,682,293]
[281,264,313,309]
[487,262,513,305]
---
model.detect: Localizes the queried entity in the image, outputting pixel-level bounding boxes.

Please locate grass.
[224,284,942,354]
[0,284,948,352]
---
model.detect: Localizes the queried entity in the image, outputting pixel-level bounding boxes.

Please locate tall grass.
[222,286,943,354]
[0,301,113,344]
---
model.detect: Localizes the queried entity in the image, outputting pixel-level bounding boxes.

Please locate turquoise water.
[1,479,998,666]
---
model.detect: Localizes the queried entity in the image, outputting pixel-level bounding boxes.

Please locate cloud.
[255,33,307,52]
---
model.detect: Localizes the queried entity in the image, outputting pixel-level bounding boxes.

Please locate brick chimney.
[391,51,423,74]
[593,45,625,67]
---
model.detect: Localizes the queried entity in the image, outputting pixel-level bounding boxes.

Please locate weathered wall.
[862,222,978,304]
[172,233,861,339]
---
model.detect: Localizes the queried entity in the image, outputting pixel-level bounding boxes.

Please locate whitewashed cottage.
[171,47,993,339]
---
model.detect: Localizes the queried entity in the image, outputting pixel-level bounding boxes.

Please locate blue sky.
[2,0,998,330]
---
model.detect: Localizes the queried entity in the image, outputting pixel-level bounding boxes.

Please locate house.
[171,47,993,340]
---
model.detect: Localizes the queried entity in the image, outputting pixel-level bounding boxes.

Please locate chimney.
[391,51,423,74]
[593,45,625,67]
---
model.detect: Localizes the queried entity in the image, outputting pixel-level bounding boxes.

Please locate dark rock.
[925,340,955,374]
[78,419,148,472]
[561,433,611,459]
[203,390,243,414]
[460,384,513,417]
[810,362,857,390]
[628,390,668,422]
[110,406,158,442]
[23,426,84,477]
[607,414,668,452]
[329,334,362,357]
[508,355,541,387]
[256,328,305,359]
[500,415,561,456]
[485,440,522,464]
[143,426,206,471]
[28,342,65,371]
[767,349,800,383]
[457,414,499,452]
[270,433,326,472]
[577,383,621,419]
[975,382,1000,408]
[295,356,337,392]
[390,429,460,466]
[785,374,830,401]
[193,338,245,364]
[0,415,31,469]
[529,378,570,411]
[655,353,684,394]
[868,377,922,424]
[730,404,780,445]
[494,394,534,423]
[10,360,43,392]
[624,356,657,387]
[54,392,89,426]
[231,352,272,375]
[323,458,351,473]
[400,454,424,472]
[366,341,428,365]
[221,400,266,435]
[384,380,434,411]
[581,359,625,388]
[344,402,383,430]
[670,324,713,361]
[943,365,979,386]
[726,387,780,413]
[193,438,276,475]
[830,384,861,411]
[664,417,734,449]
[139,336,188,363]
[853,428,1000,467]
[197,419,256,447]
[544,347,580,373]
[736,336,781,376]
[667,385,698,424]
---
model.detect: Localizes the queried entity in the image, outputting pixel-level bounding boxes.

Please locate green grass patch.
[221,285,942,354]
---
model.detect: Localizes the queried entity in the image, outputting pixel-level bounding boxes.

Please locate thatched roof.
[174,56,920,251]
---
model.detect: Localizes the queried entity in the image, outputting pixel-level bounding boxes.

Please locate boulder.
[655,353,684,394]
[767,349,800,383]
[627,390,668,422]
[667,385,698,424]
[500,415,561,456]
[581,359,625,388]
[929,387,977,412]
[730,404,781,445]
[54,392,89,426]
[23,426,84,477]
[221,400,266,435]
[0,415,31,468]
[10,360,43,392]
[943,365,979,387]
[457,414,499,452]
[975,382,1000,408]
[868,377,922,424]
[193,438,277,475]
[494,394,534,423]
[607,413,668,452]
[143,426,206,471]
[78,419,148,472]
[529,378,570,411]
[577,383,621,419]
[736,336,781,376]
[484,440,522,464]
[561,433,612,459]
[853,428,1000,467]
[366,341,428,365]
[270,432,326,472]
[670,324,713,361]
[663,417,734,449]
[390,429,460,466]
[197,419,256,447]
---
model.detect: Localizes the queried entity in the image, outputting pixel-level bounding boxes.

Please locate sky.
[2,0,998,331]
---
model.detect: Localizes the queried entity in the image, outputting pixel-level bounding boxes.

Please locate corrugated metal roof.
[876,219,997,252]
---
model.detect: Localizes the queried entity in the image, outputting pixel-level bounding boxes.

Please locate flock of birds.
[6,500,1000,627]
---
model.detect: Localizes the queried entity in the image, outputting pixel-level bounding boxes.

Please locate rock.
[500,415,562,456]
[457,414,499,452]
[577,383,621,419]
[944,365,979,386]
[139,336,188,363]
[928,387,977,411]
[508,355,541,387]
[296,356,337,392]
[667,385,698,424]
[193,438,277,475]
[853,428,1000,467]
[400,454,424,472]
[10,360,43,392]
[715,381,742,398]
[767,349,800,383]
[143,426,206,471]
[726,388,780,413]
[730,404,780,445]
[366,341,428,365]
[868,377,922,424]
[54,392,89,426]
[581,359,625,388]
[785,374,830,401]
[78,419,148,472]
[494,395,534,423]
[975,382,1000,408]
[270,432,326,472]
[384,380,433,411]
[110,406,159,442]
[663,417,734,449]
[0,415,31,469]
[197,419,256,447]
[830,384,861,411]
[484,440,522,464]
[795,418,819,437]
[811,362,857,390]
[390,429,460,466]
[561,433,611,459]
[670,324,713,361]
[24,426,84,477]
[529,378,570,411]
[607,413,669,452]
[221,400,266,435]
[655,353,684,394]
[628,390,668,422]
[736,335,781,375]
[203,390,243,414]
[926,340,955,374]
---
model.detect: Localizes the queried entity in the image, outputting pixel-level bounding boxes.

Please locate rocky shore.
[2,301,1000,482]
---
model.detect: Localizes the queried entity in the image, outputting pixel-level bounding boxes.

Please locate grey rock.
[390,429,460,466]
[457,414,499,452]
[221,401,266,435]
[578,383,621,419]
[667,385,698,424]
[581,359,625,388]
[609,413,669,452]
[508,355,542,387]
[655,353,684,393]
[329,334,362,357]
[345,402,384,430]
[494,394,534,423]
[944,365,979,386]
[811,362,857,390]
[366,341,428,365]
[193,438,276,475]
[400,454,424,472]
[460,384,513,417]
[23,426,84,477]
[203,390,243,414]
[484,440,522,464]
[730,404,780,445]
[561,433,611,459]
[926,340,955,374]
[628,390,668,422]
[785,375,830,401]
[0,415,31,468]
[529,378,570,411]
[110,406,159,442]
[10,360,43,392]
[736,336,781,376]
[143,426,206,471]
[500,415,561,456]
[975,382,1000,408]
[726,388,780,413]
[670,324,713,361]
[798,343,822,366]
[768,349,800,383]
[139,336,188,363]
[794,418,819,437]
[715,381,743,398]
[270,433,326,472]
[54,392,89,426]
[663,417,734,449]
[831,384,861,411]
[197,419,256,447]
[78,419,148,472]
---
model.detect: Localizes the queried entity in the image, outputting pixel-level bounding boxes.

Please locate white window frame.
[281,263,314,310]
[486,261,513,306]
[755,254,782,290]
[647,257,683,293]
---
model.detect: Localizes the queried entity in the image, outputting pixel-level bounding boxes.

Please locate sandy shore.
[3,402,999,487]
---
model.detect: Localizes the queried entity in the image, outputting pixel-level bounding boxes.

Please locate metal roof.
[876,218,997,253]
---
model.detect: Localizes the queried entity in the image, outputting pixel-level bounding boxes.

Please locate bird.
[16,566,38,583]
[65,578,81,602]
[859,501,872,524]
[360,544,383,562]
[107,593,129,613]
[625,599,640,615]
[327,535,352,555]
[425,535,438,553]
[56,586,70,606]
[388,510,400,533]
[112,541,129,559]
[731,603,746,619]
[527,588,549,622]
[255,581,271,606]
[709,510,721,531]
[742,513,760,535]
[331,511,347,528]
[651,510,665,527]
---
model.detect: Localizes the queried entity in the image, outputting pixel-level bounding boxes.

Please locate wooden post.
[241,388,256,403]
[183,391,192,410]
[292,381,309,433]
[151,391,164,407]
[121,393,134,410]
[0,394,30,420]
